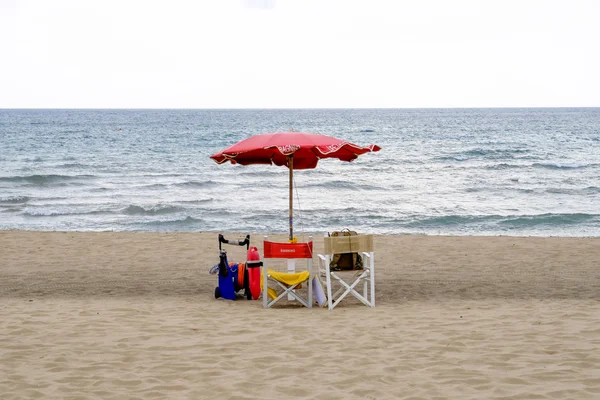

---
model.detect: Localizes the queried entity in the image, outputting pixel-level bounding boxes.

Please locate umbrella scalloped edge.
[210,132,381,167]
[315,142,366,155]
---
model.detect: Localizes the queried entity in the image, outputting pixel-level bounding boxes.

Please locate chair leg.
[263,260,269,309]
[331,270,371,309]
[265,280,310,308]
[369,251,375,307]
[308,260,313,309]
[325,259,333,311]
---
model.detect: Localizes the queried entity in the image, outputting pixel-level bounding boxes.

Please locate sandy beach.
[1,231,599,399]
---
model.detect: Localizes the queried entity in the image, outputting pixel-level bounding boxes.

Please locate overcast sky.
[1,0,599,108]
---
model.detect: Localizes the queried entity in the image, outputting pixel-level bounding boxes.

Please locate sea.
[1,108,599,237]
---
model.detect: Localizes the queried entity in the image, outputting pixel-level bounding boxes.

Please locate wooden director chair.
[317,234,375,310]
[262,236,313,308]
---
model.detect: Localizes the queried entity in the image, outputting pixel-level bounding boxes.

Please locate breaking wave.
[123,204,183,216]
[0,195,31,204]
[0,174,95,185]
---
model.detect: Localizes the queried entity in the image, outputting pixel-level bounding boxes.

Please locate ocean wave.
[137,180,226,190]
[123,204,183,215]
[435,155,470,162]
[194,208,240,217]
[532,162,591,170]
[57,163,92,169]
[0,195,31,204]
[469,148,530,156]
[173,180,219,188]
[238,169,285,177]
[301,180,382,190]
[90,187,112,192]
[545,187,578,194]
[485,163,523,170]
[235,180,285,189]
[130,216,204,230]
[405,215,495,227]
[584,186,600,194]
[140,183,169,189]
[437,148,532,162]
[499,213,598,227]
[406,213,599,229]
[21,157,44,163]
[177,198,214,204]
[483,162,595,171]
[62,129,86,134]
[0,174,96,185]
[239,212,282,221]
[306,206,363,213]
[23,207,109,217]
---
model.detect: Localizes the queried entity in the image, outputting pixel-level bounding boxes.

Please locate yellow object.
[288,237,298,243]
[261,269,310,300]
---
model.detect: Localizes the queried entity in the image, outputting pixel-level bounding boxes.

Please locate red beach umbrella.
[210,132,381,241]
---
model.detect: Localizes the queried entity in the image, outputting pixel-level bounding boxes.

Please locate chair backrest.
[324,234,374,255]
[263,241,313,259]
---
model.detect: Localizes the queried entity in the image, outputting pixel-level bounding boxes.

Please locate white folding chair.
[317,234,375,310]
[262,237,313,308]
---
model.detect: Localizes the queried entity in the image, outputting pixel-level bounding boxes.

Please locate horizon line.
[1,106,600,111]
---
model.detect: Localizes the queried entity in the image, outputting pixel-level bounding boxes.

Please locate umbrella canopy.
[210,132,381,240]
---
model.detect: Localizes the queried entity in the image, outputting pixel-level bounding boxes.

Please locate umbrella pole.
[288,155,294,242]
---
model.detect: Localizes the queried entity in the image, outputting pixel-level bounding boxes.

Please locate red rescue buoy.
[246,246,262,300]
